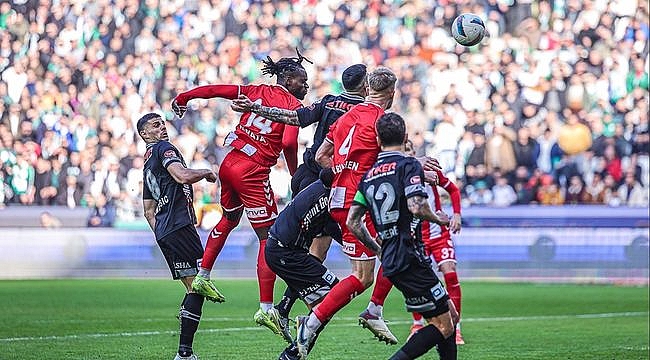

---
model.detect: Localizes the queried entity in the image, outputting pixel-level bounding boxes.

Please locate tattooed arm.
[230,95,300,126]
[346,204,382,256]
[407,195,450,226]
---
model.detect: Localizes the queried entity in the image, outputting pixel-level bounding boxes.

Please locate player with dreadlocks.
[171,49,310,334]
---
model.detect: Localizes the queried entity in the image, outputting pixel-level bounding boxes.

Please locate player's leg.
[237,163,283,330]
[159,226,206,360]
[432,235,464,344]
[388,266,456,360]
[195,153,245,300]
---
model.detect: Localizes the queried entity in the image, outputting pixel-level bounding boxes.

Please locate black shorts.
[265,238,338,305]
[388,261,450,319]
[157,224,203,280]
[290,164,319,198]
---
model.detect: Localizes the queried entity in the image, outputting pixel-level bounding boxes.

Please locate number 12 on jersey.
[245,99,273,134]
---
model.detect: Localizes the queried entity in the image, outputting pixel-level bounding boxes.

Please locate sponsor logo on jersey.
[246,206,269,219]
[164,149,176,158]
[365,162,396,180]
[341,241,356,254]
[237,124,268,144]
[410,175,421,184]
[301,196,329,231]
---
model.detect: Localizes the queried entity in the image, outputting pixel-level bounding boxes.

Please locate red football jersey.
[326,102,384,209]
[422,170,461,239]
[225,84,302,168]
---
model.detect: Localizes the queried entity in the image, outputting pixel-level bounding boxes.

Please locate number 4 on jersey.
[338,125,356,156]
[245,99,273,134]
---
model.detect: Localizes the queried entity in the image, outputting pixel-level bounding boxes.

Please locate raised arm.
[346,203,382,256]
[166,162,217,185]
[407,195,450,226]
[231,95,301,126]
[172,84,241,118]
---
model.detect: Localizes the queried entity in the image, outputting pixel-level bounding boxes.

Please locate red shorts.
[219,150,277,229]
[330,208,377,260]
[423,232,457,269]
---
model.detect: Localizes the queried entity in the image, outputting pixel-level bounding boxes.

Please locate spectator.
[56,174,83,208]
[469,180,493,206]
[0,0,647,213]
[87,193,116,227]
[564,175,586,205]
[492,176,517,207]
[617,172,649,207]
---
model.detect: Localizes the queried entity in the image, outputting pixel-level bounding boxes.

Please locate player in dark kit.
[137,112,219,360]
[171,49,311,335]
[346,113,458,360]
[264,169,342,359]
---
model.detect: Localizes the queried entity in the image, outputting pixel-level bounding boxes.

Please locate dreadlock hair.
[261,48,313,80]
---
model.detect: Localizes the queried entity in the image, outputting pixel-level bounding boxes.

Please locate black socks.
[178,293,204,357]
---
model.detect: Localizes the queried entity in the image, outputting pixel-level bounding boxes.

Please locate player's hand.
[417,156,442,172]
[434,210,450,226]
[204,171,217,183]
[230,94,254,113]
[171,98,187,118]
[449,213,462,234]
[423,170,439,186]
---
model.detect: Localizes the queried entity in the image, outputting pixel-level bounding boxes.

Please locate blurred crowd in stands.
[0,0,648,227]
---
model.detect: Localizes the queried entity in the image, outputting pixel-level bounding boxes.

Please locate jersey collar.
[377,150,403,159]
[341,92,365,102]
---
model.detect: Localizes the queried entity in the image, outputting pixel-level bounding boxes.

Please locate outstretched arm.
[231,95,301,126]
[167,162,217,185]
[172,84,240,118]
[347,203,382,256]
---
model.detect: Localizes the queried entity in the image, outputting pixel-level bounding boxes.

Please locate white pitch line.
[1,311,647,343]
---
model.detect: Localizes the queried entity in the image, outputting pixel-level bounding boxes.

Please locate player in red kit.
[294,68,403,358]
[170,50,310,334]
[404,140,464,345]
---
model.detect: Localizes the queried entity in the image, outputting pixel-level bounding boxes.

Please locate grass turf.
[0,279,647,360]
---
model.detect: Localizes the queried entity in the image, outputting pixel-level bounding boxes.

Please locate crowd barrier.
[0,206,647,283]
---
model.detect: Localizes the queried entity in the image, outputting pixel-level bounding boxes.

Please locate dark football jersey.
[297,92,365,173]
[353,151,431,276]
[142,141,197,240]
[269,179,341,250]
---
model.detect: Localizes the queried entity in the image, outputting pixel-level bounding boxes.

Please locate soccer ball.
[451,13,486,46]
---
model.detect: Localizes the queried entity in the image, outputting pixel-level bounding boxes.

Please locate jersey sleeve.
[157,142,183,169]
[352,189,368,208]
[403,159,428,199]
[297,96,328,127]
[174,84,240,105]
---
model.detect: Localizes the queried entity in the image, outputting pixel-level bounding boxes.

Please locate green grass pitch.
[1,279,648,360]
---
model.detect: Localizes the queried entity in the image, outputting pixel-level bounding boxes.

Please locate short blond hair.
[367,67,397,93]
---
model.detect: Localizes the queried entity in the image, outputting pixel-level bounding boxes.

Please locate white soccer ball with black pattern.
[451,13,487,46]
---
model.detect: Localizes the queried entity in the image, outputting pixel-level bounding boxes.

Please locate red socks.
[313,275,365,322]
[444,272,461,317]
[201,217,239,270]
[257,238,276,303]
[370,265,393,306]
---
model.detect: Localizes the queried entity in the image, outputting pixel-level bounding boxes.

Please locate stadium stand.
[0,0,648,227]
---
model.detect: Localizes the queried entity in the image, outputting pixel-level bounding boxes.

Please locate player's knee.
[440,262,457,274]
[354,271,375,289]
[424,313,455,338]
[223,208,243,222]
